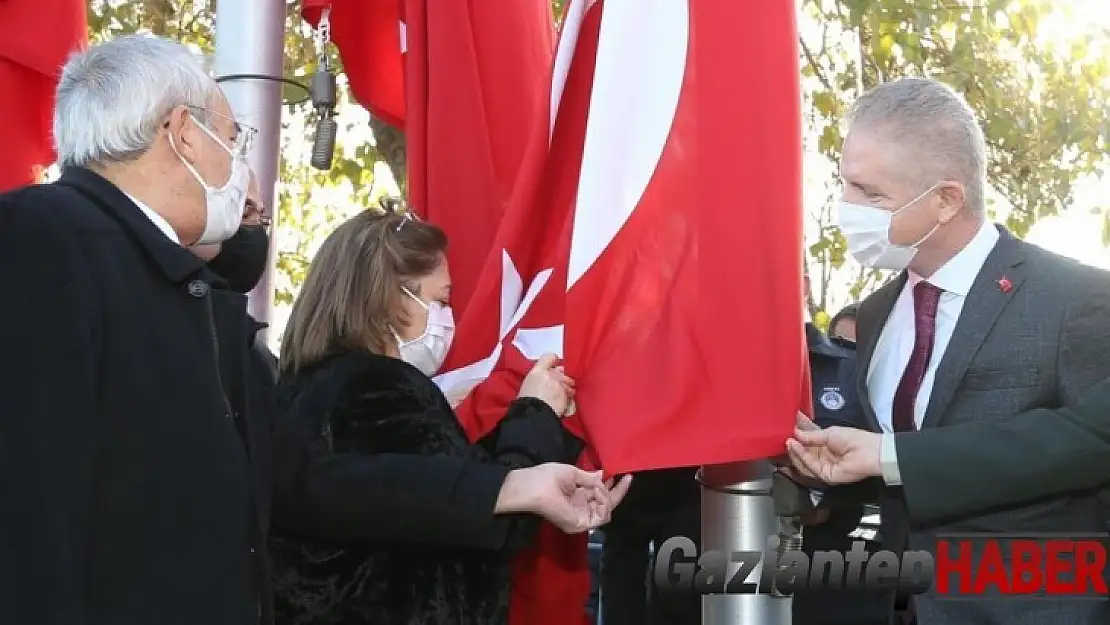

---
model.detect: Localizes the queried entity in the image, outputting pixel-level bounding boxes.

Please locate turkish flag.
[442,0,809,472]
[0,0,86,192]
[442,0,812,611]
[432,4,605,625]
[439,0,809,620]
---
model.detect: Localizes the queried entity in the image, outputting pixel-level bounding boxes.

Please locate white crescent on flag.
[567,0,687,290]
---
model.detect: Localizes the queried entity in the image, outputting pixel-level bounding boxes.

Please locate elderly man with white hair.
[0,35,626,625]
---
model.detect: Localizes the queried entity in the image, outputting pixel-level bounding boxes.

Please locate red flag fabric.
[403,0,555,315]
[399,3,579,620]
[0,0,86,192]
[441,0,808,472]
[302,0,406,128]
[432,4,606,625]
[561,0,810,474]
[303,0,553,316]
[441,0,812,605]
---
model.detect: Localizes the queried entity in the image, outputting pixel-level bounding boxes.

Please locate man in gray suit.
[827,77,1110,625]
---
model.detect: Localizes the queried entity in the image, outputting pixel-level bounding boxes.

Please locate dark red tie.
[891,281,943,433]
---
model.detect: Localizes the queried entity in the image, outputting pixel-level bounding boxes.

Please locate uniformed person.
[791,271,887,625]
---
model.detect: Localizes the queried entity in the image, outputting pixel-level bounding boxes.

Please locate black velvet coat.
[271,352,582,625]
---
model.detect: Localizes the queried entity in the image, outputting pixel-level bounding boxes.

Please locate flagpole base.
[698,461,791,625]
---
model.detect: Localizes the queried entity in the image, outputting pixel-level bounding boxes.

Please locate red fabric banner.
[0,0,87,192]
[562,0,811,474]
[303,0,406,128]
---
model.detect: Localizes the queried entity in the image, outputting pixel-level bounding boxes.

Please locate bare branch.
[800,36,835,93]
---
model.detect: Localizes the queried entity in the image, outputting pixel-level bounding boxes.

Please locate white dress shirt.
[123,192,180,245]
[872,221,999,484]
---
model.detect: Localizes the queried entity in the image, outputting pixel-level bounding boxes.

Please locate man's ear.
[936,181,967,224]
[164,105,200,164]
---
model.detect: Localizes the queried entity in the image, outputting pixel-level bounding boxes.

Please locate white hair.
[54,35,220,168]
[847,78,988,215]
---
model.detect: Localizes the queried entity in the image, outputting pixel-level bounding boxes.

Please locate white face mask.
[836,184,941,271]
[170,115,250,245]
[393,287,455,376]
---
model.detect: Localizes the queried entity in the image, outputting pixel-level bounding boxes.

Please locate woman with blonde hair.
[270,207,590,625]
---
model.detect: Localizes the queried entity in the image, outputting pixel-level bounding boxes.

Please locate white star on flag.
[433,250,561,404]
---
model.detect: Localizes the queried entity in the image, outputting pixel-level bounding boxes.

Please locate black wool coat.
[271,352,583,625]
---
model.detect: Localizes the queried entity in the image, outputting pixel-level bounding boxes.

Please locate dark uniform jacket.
[0,168,526,625]
[792,324,887,625]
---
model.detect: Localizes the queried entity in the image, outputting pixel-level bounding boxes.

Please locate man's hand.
[773,413,827,488]
[786,417,882,485]
[495,463,632,532]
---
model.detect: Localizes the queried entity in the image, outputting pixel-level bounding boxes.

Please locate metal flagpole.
[699,461,792,625]
[212,0,286,336]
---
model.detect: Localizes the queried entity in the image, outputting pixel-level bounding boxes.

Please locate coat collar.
[57,166,206,285]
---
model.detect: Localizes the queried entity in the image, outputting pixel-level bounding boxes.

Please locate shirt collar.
[910,221,999,296]
[123,192,180,245]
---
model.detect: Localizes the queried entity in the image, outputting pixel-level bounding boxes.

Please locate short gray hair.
[847,78,988,215]
[54,35,219,168]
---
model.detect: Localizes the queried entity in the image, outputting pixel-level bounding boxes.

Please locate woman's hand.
[518,353,576,416]
[495,464,633,532]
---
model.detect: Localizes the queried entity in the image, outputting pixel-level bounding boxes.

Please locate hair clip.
[395,211,414,232]
[378,196,403,214]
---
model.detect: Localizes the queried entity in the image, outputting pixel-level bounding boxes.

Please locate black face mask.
[208,225,270,294]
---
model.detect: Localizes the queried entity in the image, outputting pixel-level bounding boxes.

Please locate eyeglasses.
[186,104,258,156]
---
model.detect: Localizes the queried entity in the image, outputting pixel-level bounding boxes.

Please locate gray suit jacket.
[895,376,1110,522]
[854,226,1110,625]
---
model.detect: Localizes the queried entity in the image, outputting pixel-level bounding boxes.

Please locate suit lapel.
[857,273,907,431]
[921,229,1027,428]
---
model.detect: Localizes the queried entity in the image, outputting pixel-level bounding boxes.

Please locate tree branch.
[800,36,835,93]
[369,118,407,194]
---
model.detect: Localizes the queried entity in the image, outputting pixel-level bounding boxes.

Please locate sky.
[1023,0,1109,270]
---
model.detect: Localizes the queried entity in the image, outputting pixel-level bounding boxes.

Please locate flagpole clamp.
[315,7,332,71]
